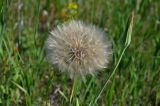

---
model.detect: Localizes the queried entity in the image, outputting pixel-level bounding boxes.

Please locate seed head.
[45,20,111,78]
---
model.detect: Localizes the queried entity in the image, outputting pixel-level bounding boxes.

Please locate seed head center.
[69,46,86,62]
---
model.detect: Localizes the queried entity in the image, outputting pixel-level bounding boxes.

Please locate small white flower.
[45,20,111,77]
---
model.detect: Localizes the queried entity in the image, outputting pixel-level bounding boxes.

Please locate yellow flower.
[68,2,78,9]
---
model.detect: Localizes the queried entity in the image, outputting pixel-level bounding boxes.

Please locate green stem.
[70,78,77,104]
[94,11,134,104]
[94,46,128,103]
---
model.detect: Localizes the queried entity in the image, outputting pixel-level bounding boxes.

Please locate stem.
[94,11,134,104]
[16,0,23,49]
[69,78,76,104]
[94,46,128,103]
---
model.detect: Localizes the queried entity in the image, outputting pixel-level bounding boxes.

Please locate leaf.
[11,81,27,94]
[76,98,79,106]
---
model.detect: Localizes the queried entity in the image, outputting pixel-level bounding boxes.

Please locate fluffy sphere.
[45,20,111,77]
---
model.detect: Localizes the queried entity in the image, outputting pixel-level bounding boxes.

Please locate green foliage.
[0,0,160,106]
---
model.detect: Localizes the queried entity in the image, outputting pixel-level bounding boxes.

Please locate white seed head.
[45,20,111,78]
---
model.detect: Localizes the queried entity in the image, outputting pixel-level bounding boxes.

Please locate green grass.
[1,0,160,106]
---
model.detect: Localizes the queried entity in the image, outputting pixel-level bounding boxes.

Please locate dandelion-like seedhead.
[45,20,111,78]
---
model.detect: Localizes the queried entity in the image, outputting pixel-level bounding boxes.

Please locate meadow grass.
[0,0,160,106]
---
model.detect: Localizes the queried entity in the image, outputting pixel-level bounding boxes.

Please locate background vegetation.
[0,0,160,106]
